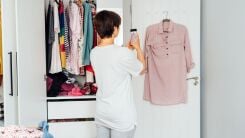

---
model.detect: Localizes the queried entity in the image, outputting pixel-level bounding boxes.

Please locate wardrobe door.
[2,0,19,125]
[15,0,47,126]
[132,0,200,138]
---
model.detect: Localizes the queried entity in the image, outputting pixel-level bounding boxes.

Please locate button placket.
[165,35,169,56]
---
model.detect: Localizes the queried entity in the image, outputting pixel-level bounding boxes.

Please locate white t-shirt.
[90,45,143,132]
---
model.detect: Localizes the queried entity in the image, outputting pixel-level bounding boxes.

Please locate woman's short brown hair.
[94,10,121,39]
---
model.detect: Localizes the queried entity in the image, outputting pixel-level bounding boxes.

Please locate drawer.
[48,100,96,119]
[49,121,96,138]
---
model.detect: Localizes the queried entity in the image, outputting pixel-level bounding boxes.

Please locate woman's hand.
[127,33,140,50]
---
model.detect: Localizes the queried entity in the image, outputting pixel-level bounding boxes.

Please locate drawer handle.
[8,52,13,96]
[187,76,199,86]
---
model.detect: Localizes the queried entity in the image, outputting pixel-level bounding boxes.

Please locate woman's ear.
[113,27,119,38]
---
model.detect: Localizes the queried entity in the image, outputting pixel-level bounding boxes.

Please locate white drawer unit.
[47,96,97,137]
[48,99,96,119]
[49,121,96,138]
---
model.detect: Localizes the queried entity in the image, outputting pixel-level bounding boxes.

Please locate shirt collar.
[158,20,174,34]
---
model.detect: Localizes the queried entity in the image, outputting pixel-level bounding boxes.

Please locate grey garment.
[46,3,55,73]
[96,125,136,138]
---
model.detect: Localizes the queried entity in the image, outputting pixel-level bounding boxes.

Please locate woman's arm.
[127,34,146,75]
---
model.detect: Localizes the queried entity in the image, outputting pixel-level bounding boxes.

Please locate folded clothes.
[91,83,98,95]
[61,83,74,92]
[46,77,53,91]
[47,72,68,97]
[58,83,97,97]
[58,91,69,96]
[68,87,85,96]
[83,82,97,95]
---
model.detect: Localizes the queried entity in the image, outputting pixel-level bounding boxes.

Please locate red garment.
[68,87,85,96]
[61,83,74,92]
[59,91,68,96]
[47,77,53,91]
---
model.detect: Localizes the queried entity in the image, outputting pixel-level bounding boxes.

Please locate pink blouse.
[144,21,195,105]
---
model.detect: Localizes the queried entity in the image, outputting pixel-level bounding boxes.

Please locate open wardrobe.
[1,0,200,138]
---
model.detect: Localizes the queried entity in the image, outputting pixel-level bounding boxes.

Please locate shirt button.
[166,48,168,50]
[165,36,168,38]
[166,53,169,55]
[166,42,168,44]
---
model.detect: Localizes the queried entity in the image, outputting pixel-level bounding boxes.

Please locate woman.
[91,10,146,138]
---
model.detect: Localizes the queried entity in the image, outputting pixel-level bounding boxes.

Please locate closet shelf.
[46,95,96,100]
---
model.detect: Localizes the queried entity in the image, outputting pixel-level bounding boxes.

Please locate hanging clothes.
[82,2,93,66]
[75,1,85,68]
[84,2,96,82]
[58,0,66,69]
[64,8,71,71]
[144,21,195,105]
[49,2,62,74]
[68,3,81,75]
[46,2,55,73]
[0,5,3,85]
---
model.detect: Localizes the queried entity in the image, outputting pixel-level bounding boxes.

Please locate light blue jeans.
[96,125,136,138]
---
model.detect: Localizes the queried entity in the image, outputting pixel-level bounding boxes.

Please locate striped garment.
[64,8,71,71]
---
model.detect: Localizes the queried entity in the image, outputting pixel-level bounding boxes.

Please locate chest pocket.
[151,44,167,56]
[169,43,182,54]
[169,38,184,54]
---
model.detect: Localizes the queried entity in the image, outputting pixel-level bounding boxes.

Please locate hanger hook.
[163,11,169,19]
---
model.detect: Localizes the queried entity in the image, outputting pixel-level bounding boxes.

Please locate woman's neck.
[99,37,114,47]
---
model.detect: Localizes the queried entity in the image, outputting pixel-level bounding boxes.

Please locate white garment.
[90,45,143,132]
[69,3,81,75]
[49,2,62,74]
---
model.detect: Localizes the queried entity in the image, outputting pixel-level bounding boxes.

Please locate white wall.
[97,0,122,8]
[97,0,126,46]
[202,0,245,138]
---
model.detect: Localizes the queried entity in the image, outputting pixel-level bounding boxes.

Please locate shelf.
[46,95,96,100]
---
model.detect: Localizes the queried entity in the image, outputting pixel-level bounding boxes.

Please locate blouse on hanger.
[46,3,55,73]
[68,3,81,75]
[82,2,93,66]
[58,0,66,69]
[144,20,195,105]
[49,2,62,74]
[64,8,71,71]
[76,2,84,68]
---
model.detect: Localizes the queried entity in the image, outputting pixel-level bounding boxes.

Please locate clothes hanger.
[54,0,59,4]
[162,11,170,22]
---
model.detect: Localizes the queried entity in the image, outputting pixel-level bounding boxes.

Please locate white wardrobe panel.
[2,0,18,125]
[15,0,47,126]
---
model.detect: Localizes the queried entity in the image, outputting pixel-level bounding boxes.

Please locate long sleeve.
[82,3,93,66]
[144,28,151,73]
[58,0,66,68]
[69,3,81,75]
[143,28,151,101]
[49,2,62,74]
[144,28,150,58]
[46,4,55,73]
[184,28,195,73]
